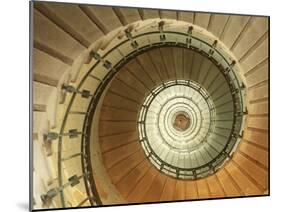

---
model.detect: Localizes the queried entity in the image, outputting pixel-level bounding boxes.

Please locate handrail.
[56,28,246,206]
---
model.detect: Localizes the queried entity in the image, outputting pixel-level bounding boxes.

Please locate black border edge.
[30,0,34,211]
[267,15,270,197]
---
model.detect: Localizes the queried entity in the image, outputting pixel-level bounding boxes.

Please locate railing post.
[41,174,85,205]
[44,129,83,142]
[62,84,92,99]
[124,28,139,49]
[186,26,193,47]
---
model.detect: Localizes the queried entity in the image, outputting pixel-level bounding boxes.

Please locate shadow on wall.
[16,202,29,211]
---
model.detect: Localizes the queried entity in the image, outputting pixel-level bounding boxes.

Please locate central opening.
[173,113,191,131]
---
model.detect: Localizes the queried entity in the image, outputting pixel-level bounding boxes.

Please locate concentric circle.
[156,93,214,151]
[140,79,215,151]
[138,79,243,180]
[173,113,190,131]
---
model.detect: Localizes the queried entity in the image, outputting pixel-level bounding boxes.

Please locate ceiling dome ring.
[139,79,219,178]
[164,102,199,137]
[160,97,202,140]
[171,111,192,132]
[152,83,214,151]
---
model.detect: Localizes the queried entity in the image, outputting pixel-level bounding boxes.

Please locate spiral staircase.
[31,1,269,209]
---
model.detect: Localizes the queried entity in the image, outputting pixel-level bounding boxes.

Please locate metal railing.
[137,80,217,179]
[49,25,247,207]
